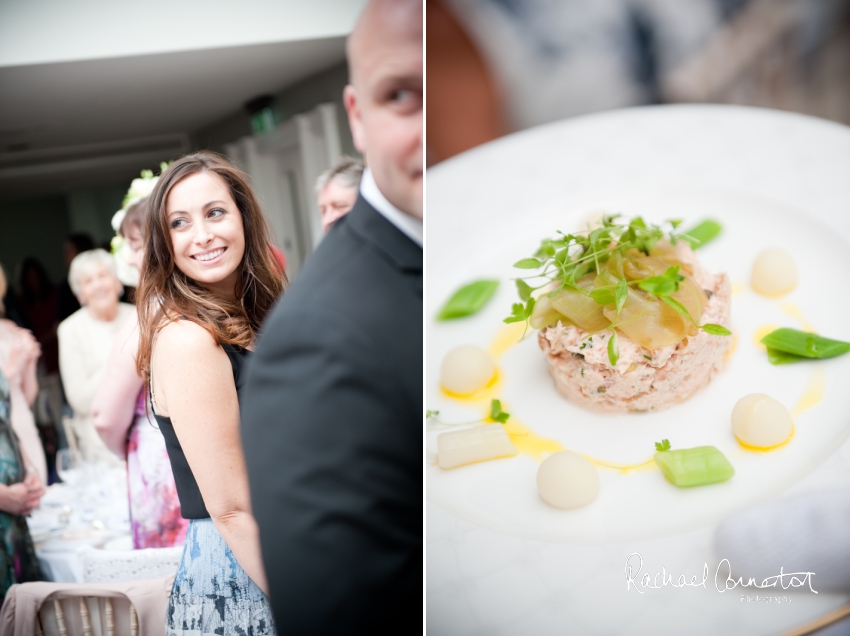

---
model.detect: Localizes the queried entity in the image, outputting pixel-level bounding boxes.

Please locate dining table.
[426,104,850,636]
[27,462,132,583]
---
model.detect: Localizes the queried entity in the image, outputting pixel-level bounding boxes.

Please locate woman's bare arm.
[153,320,268,594]
[92,315,144,458]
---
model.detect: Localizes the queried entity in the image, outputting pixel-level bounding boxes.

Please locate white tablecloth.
[426,105,850,636]
[28,464,132,583]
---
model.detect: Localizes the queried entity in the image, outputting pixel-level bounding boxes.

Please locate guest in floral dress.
[91,178,189,549]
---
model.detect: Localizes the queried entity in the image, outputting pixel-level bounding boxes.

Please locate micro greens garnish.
[489,399,510,423]
[505,215,731,343]
[425,399,511,427]
[655,439,672,452]
[607,331,619,366]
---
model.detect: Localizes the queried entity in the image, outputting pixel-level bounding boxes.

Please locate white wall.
[0,0,368,67]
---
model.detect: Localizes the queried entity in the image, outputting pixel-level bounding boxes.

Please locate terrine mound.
[537,250,732,413]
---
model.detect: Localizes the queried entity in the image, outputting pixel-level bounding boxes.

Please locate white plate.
[426,183,850,543]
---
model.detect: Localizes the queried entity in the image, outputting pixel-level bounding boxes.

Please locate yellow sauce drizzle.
[753,324,781,351]
[440,371,501,401]
[440,324,659,473]
[780,303,816,332]
[791,367,825,417]
[488,321,527,360]
[736,424,795,453]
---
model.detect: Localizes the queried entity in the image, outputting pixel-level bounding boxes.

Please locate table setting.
[27,449,132,583]
[426,104,850,636]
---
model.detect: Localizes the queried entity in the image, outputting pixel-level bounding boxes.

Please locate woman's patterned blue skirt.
[165,518,276,635]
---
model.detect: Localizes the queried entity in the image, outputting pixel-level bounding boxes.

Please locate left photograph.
[0,0,423,633]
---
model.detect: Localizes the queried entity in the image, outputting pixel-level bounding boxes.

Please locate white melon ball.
[751,249,797,297]
[731,393,793,448]
[440,345,495,395]
[537,451,600,509]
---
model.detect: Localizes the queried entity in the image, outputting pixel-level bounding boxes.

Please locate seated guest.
[92,193,189,549]
[0,266,47,486]
[58,250,134,463]
[0,368,45,606]
[315,156,365,232]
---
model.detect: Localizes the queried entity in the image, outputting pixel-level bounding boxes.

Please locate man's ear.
[343,84,367,155]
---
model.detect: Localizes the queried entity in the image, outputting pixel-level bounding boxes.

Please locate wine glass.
[56,448,83,487]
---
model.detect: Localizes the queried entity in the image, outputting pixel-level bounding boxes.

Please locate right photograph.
[424,1,850,635]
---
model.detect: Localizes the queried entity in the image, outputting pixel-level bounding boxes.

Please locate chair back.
[0,577,172,636]
[79,546,182,584]
[36,595,138,636]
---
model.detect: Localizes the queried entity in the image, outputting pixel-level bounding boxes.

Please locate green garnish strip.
[760,328,850,361]
[437,279,500,320]
[505,215,730,341]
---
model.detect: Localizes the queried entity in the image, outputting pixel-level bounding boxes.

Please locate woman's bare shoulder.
[156,319,219,359]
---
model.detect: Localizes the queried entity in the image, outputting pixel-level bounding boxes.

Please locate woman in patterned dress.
[92,194,189,549]
[135,152,284,635]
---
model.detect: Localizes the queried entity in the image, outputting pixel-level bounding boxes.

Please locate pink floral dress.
[126,390,188,549]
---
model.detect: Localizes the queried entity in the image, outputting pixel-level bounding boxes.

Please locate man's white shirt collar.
[360,168,423,247]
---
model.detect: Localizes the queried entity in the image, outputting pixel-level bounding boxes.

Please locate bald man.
[240,0,423,633]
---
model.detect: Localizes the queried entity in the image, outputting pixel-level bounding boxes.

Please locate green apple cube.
[654,446,734,488]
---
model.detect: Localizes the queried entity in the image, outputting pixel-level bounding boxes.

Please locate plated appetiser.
[508,216,732,413]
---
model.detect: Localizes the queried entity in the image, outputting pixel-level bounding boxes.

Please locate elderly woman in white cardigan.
[58,250,134,463]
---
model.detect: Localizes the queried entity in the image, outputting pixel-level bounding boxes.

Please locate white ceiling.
[0,0,367,197]
[0,0,364,67]
[0,37,347,196]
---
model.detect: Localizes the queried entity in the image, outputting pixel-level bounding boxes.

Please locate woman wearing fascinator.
[91,166,190,550]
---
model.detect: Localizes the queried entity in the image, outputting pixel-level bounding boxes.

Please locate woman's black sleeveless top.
[151,344,252,519]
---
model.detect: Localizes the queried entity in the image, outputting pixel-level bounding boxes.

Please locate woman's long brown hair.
[136,151,286,378]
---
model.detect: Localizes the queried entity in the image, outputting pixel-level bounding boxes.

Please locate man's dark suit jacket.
[241,195,422,634]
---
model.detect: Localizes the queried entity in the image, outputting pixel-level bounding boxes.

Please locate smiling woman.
[58,249,135,464]
[134,151,284,635]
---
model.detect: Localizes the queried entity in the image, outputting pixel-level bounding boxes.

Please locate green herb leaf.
[437,279,500,320]
[655,439,671,452]
[660,295,697,326]
[766,347,806,365]
[681,219,722,249]
[589,288,616,305]
[504,303,524,324]
[426,410,440,419]
[638,266,683,297]
[516,279,533,302]
[760,328,850,359]
[503,297,535,324]
[514,258,542,269]
[489,399,510,424]
[614,278,628,317]
[701,323,731,336]
[607,331,619,367]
